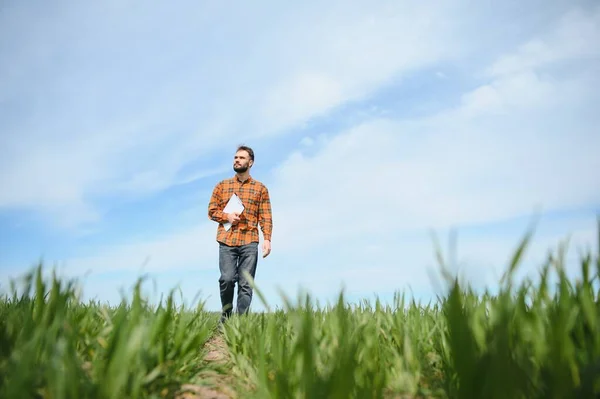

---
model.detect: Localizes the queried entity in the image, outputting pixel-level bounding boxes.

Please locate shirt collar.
[235,174,252,183]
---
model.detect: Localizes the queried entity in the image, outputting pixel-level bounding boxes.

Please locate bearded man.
[207,145,273,322]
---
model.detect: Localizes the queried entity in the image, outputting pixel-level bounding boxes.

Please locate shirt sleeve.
[259,185,273,241]
[208,182,229,224]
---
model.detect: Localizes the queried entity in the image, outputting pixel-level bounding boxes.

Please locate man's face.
[233,150,252,173]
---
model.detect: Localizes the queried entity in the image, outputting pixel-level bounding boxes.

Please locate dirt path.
[176,330,238,399]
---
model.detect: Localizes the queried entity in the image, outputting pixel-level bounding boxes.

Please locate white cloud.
[485,5,600,78]
[456,70,557,118]
[258,72,344,133]
[58,223,218,277]
[245,4,599,305]
[300,137,315,147]
[0,0,469,227]
[267,3,600,254]
[269,113,598,254]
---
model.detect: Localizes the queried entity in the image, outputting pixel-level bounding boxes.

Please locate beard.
[234,164,249,173]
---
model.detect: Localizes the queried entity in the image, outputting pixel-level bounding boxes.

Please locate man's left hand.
[262,240,271,258]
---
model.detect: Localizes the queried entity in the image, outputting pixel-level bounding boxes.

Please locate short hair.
[236,145,254,161]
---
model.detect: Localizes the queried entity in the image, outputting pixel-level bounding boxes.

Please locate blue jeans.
[218,242,258,321]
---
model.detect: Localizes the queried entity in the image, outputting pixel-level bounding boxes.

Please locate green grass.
[0,270,219,398]
[1,223,599,398]
[222,225,600,398]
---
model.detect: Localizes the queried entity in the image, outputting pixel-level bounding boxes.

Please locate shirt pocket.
[245,192,261,210]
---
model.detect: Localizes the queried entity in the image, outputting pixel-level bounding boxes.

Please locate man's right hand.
[226,212,240,225]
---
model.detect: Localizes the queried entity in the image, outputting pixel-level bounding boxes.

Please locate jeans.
[218,242,258,321]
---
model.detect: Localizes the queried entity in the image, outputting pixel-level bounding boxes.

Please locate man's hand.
[262,240,271,258]
[226,212,240,225]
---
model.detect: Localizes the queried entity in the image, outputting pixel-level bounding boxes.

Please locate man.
[207,145,273,323]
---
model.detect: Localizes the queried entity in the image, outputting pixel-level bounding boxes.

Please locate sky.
[1,0,599,311]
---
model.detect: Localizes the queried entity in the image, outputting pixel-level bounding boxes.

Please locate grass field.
[1,225,599,398]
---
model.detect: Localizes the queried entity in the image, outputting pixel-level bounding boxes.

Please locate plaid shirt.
[208,175,273,246]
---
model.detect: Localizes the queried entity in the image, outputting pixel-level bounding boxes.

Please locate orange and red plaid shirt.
[208,175,273,246]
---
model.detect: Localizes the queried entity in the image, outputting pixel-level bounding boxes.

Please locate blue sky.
[1,0,599,311]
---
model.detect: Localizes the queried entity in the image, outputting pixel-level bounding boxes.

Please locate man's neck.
[236,172,250,182]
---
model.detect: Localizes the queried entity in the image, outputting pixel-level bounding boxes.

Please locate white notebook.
[222,193,245,231]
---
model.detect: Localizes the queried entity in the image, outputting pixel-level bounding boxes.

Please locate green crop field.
[1,225,599,398]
